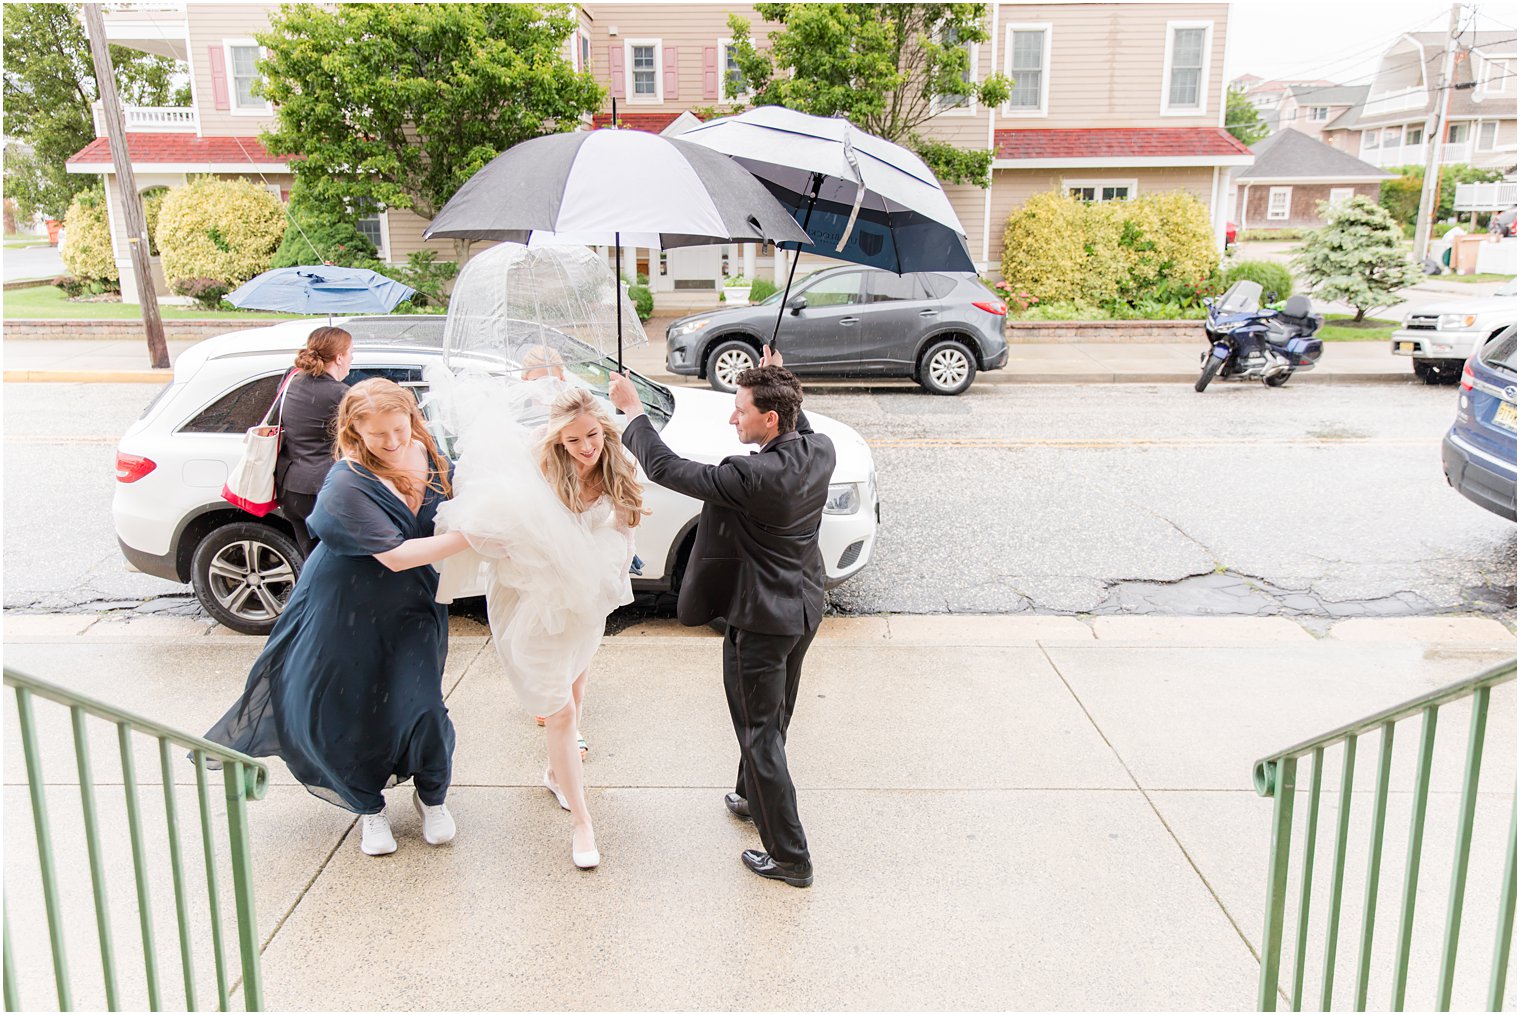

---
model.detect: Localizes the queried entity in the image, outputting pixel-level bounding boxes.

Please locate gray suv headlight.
[669,319,711,340]
[824,482,861,515]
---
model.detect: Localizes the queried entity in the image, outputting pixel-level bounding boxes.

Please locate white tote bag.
[221,370,296,517]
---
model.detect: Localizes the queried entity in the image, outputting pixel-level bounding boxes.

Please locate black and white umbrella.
[425,128,812,366]
[676,106,975,347]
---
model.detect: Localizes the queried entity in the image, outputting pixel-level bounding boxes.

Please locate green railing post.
[223,761,264,1013]
[1321,734,1358,1011]
[118,723,162,1010]
[4,902,20,1012]
[193,752,232,1012]
[1258,756,1298,1011]
[159,738,198,1011]
[1291,747,1324,1012]
[71,704,120,1010]
[14,686,71,1010]
[1488,796,1515,1012]
[1391,705,1439,1011]
[1436,685,1491,1011]
[1355,721,1396,1012]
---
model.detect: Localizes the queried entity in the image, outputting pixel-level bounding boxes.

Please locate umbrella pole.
[768,173,824,353]
[615,232,624,373]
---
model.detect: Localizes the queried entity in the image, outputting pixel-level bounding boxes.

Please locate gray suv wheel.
[918,339,977,395]
[190,522,302,634]
[707,338,759,393]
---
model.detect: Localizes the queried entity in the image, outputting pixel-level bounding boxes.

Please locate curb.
[4,369,171,383]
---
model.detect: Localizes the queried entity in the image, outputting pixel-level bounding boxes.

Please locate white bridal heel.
[544,768,570,812]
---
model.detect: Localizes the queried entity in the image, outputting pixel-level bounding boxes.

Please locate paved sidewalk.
[4,613,1514,1010]
[3,332,1418,387]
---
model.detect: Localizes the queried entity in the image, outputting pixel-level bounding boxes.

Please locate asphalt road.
[3,380,1514,625]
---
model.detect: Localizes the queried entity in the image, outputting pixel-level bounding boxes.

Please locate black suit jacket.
[622,411,835,636]
[275,372,347,495]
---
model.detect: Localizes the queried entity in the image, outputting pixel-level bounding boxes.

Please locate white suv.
[113,316,880,633]
[1392,277,1517,382]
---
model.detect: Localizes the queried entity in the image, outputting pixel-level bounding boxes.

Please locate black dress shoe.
[724,792,751,819]
[741,848,813,888]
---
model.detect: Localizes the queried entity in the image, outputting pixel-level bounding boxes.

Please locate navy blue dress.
[203,459,454,814]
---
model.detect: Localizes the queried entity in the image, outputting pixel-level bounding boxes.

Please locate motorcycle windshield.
[1218,280,1262,314]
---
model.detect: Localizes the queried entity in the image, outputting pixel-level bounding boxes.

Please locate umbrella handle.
[769,175,825,352]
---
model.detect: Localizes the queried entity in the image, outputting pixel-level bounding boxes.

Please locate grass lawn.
[1320,316,1399,342]
[1441,273,1515,284]
[1,285,305,321]
[3,237,51,249]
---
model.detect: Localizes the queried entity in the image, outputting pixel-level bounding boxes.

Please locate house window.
[1004,25,1050,115]
[1287,107,1298,121]
[1328,187,1356,207]
[1481,58,1514,94]
[349,199,386,259]
[1163,22,1212,113]
[1267,187,1292,220]
[717,40,747,101]
[1447,121,1470,144]
[1065,179,1136,203]
[934,32,977,113]
[1478,120,1498,150]
[578,31,591,73]
[1363,129,1380,151]
[626,40,661,101]
[1310,106,1329,121]
[224,41,269,113]
[1404,125,1423,146]
[1383,127,1401,148]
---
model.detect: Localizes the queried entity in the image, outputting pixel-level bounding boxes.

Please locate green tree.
[2,3,189,218]
[1378,163,1505,228]
[270,180,383,270]
[727,4,1012,187]
[1293,195,1422,322]
[257,3,603,263]
[1225,85,1268,146]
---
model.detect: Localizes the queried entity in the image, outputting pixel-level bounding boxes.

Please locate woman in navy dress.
[204,378,469,856]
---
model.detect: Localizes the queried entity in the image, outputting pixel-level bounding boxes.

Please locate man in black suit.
[609,349,833,888]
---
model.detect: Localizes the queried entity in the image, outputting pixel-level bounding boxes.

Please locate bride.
[430,374,645,869]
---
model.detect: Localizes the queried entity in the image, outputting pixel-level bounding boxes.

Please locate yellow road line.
[868,436,1438,449]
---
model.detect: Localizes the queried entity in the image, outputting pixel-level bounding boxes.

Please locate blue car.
[1442,325,1517,521]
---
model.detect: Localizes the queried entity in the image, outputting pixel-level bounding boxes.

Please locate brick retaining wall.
[1006,320,1199,343]
[5,318,285,341]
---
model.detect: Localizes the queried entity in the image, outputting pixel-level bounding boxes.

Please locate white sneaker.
[413,791,456,845]
[359,810,396,856]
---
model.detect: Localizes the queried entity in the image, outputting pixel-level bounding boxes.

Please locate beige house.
[1320,30,1518,173]
[72,2,1251,304]
[1276,84,1368,148]
[1230,129,1392,232]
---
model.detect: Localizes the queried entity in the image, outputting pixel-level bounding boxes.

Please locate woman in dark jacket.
[277,326,352,555]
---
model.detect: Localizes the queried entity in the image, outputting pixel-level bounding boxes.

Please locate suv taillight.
[972,300,1007,316]
[116,452,157,483]
[1461,359,1475,392]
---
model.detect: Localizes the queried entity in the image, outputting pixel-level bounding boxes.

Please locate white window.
[223,40,270,114]
[1478,120,1498,150]
[1447,121,1470,144]
[1383,127,1401,148]
[1481,57,1514,94]
[350,199,387,260]
[716,40,748,101]
[1003,24,1050,116]
[1363,129,1380,151]
[933,33,977,114]
[1287,107,1298,121]
[1310,106,1329,121]
[625,39,662,102]
[1267,187,1292,220]
[1328,187,1356,207]
[1162,21,1212,114]
[1064,179,1136,203]
[1404,124,1423,146]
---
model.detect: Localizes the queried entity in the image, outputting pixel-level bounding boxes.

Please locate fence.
[1253,659,1516,1011]
[3,667,268,1011]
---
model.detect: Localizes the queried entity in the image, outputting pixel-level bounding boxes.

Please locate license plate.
[1397,341,1416,353]
[1494,401,1517,432]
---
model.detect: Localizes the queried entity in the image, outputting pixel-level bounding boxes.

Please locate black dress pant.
[724,622,818,866]
[280,488,320,557]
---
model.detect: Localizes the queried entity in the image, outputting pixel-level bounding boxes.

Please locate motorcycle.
[1195,280,1324,392]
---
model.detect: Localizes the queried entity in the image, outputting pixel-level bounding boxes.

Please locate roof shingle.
[993,127,1251,161]
[66,133,287,168]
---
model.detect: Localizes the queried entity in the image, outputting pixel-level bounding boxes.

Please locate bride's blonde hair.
[538,388,647,527]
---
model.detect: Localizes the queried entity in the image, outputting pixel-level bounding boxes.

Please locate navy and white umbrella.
[425,128,811,364]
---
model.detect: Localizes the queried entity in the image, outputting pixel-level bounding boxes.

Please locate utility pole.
[80,3,169,369]
[1413,3,1462,265]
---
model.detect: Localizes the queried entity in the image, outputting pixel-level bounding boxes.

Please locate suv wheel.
[191,522,302,634]
[707,339,759,393]
[918,339,976,395]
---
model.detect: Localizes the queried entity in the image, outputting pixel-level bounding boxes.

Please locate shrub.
[157,178,286,290]
[626,283,654,321]
[170,276,233,311]
[270,180,382,270]
[1117,191,1219,300]
[396,250,458,309]
[1001,191,1095,304]
[1378,163,1505,226]
[60,187,119,286]
[749,278,779,303]
[1294,196,1422,322]
[1239,227,1308,241]
[1222,260,1294,300]
[140,187,170,256]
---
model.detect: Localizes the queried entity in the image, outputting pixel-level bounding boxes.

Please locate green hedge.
[1222,260,1293,300]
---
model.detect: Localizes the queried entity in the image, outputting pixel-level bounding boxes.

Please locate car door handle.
[919,308,939,317]
[840,317,860,326]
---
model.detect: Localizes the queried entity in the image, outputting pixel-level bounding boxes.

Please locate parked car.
[1494,206,1516,238]
[664,266,1009,396]
[113,316,880,634]
[1442,324,1517,521]
[1391,276,1517,382]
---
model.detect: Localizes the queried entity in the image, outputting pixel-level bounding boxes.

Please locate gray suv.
[665,267,1010,395]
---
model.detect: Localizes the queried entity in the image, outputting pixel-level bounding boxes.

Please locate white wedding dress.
[427,369,635,717]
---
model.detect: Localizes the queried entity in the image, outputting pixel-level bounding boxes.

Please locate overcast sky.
[1223,0,1516,86]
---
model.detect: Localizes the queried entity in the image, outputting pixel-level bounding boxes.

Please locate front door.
[776,269,867,372]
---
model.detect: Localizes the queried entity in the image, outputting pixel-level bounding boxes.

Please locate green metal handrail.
[1254,658,1517,1012]
[3,667,269,1012]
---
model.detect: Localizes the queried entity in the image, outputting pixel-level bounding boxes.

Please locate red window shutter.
[663,47,679,100]
[208,46,230,110]
[609,45,625,99]
[703,47,718,100]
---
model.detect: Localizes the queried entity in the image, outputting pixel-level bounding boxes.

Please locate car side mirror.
[1202,297,1213,309]
[787,295,807,314]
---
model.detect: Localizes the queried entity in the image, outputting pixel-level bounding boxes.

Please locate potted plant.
[721,275,753,305]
